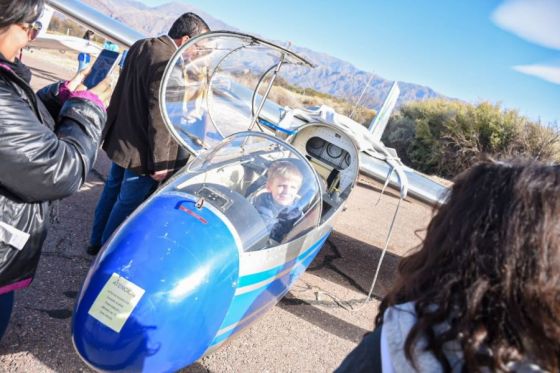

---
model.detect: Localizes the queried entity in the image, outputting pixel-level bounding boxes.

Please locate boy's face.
[267,175,302,206]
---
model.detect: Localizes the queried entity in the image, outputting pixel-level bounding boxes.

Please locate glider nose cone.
[72,193,240,372]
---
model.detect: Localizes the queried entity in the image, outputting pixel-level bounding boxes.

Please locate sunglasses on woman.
[18,21,42,41]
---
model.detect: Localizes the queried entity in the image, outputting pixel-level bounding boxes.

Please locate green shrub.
[383,99,560,178]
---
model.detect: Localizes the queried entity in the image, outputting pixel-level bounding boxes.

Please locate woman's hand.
[65,66,117,107]
[88,74,116,107]
[67,65,92,92]
[151,169,172,181]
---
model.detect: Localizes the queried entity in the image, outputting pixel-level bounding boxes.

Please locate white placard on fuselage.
[88,273,145,333]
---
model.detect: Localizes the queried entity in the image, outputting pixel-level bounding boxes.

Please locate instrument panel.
[196,186,232,211]
[305,136,351,170]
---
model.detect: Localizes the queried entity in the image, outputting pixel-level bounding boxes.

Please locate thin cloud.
[513,63,560,85]
[492,0,560,50]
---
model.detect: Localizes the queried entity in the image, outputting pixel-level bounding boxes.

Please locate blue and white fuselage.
[72,32,361,372]
[73,128,358,372]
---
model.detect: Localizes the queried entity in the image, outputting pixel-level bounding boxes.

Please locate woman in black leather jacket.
[0,0,113,341]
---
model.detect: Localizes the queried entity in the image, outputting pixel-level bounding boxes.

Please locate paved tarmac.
[0,49,434,372]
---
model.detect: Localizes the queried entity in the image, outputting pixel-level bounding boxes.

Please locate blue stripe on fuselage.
[210,232,330,347]
[238,232,329,288]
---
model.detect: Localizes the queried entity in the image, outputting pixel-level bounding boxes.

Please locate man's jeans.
[0,291,14,341]
[90,163,157,247]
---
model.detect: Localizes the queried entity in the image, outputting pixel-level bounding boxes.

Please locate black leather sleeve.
[0,83,106,202]
[36,81,63,120]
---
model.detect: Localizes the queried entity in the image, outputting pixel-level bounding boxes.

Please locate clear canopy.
[161,133,321,251]
[159,31,314,156]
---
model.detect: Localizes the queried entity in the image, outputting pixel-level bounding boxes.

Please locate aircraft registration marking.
[88,273,145,333]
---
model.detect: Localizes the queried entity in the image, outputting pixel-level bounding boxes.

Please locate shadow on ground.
[278,230,402,343]
[311,231,401,299]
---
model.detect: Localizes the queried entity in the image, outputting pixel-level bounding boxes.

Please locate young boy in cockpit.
[252,160,304,244]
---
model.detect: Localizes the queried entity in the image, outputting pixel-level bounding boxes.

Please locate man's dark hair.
[0,0,45,29]
[168,12,209,39]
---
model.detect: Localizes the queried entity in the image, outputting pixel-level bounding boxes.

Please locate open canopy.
[159,31,314,156]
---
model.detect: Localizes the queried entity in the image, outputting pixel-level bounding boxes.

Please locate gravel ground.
[0,49,434,372]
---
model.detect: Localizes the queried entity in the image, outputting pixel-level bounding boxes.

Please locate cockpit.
[159,133,321,252]
[157,31,359,252]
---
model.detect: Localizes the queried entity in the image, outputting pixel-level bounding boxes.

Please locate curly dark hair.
[0,0,44,29]
[376,159,560,371]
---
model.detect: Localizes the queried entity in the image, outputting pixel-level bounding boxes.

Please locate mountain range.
[80,0,446,112]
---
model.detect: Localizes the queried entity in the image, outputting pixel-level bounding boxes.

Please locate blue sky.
[139,0,559,124]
